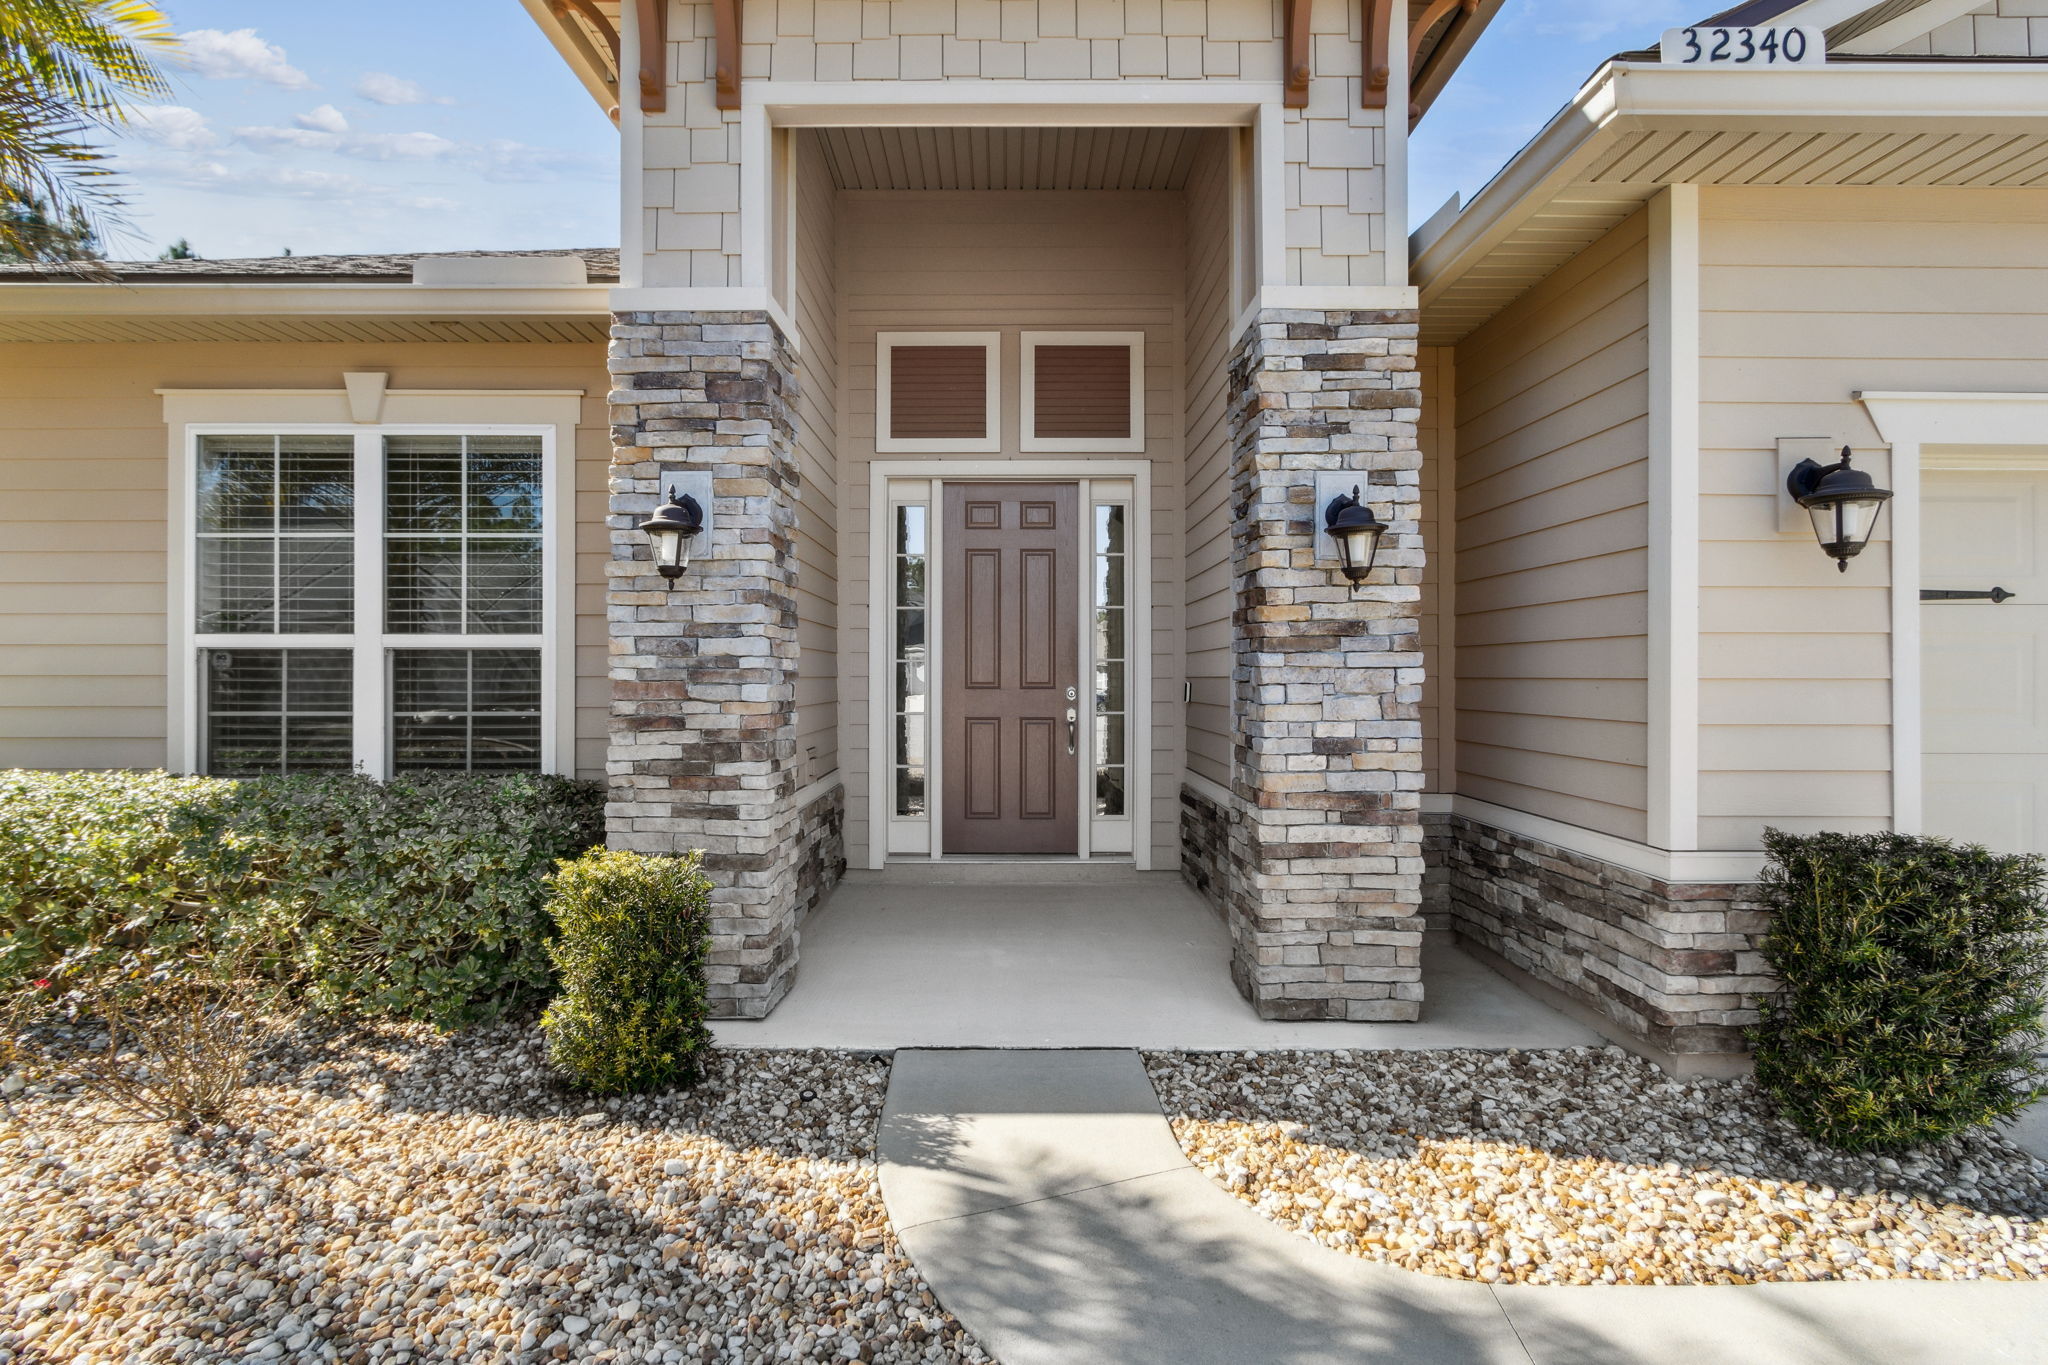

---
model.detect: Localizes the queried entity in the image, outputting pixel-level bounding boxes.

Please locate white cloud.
[294,104,350,134]
[354,72,453,107]
[234,125,460,161]
[177,28,313,88]
[126,104,217,151]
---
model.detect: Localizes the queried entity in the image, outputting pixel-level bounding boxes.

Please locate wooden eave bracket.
[637,0,670,114]
[711,0,743,111]
[1363,0,1394,109]
[1282,0,1312,109]
[1407,0,1481,124]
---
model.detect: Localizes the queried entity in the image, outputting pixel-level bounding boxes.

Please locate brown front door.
[942,482,1079,854]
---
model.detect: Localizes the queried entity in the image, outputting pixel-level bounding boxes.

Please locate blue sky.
[103,0,1697,262]
[1410,0,1695,226]
[104,1,618,260]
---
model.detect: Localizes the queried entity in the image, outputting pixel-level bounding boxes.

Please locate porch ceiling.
[812,125,1206,192]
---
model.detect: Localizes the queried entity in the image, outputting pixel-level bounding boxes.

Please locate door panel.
[1923,469,2048,854]
[943,482,1079,854]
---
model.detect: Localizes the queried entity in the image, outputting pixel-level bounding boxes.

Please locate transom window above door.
[186,427,560,778]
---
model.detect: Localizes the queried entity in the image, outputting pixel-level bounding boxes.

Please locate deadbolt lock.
[1066,686,1077,701]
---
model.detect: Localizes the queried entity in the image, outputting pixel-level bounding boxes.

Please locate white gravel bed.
[0,1023,989,1364]
[1145,1046,2048,1286]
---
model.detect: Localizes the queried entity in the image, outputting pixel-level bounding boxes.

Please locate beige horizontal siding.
[794,132,842,788]
[1416,344,1452,796]
[1182,131,1235,794]
[0,340,611,778]
[1696,184,2048,846]
[1451,209,1651,842]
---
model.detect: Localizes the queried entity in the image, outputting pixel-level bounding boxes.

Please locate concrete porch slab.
[711,870,1600,1050]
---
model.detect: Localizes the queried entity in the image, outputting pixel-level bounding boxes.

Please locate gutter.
[0,282,616,318]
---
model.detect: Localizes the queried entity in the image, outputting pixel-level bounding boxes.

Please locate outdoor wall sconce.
[638,485,704,582]
[1323,484,1389,587]
[1786,446,1892,573]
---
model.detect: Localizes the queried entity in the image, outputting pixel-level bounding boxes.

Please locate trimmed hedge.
[1751,827,2048,1152]
[541,848,714,1094]
[0,769,605,1028]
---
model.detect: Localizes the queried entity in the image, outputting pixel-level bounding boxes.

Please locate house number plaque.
[1660,26,1825,67]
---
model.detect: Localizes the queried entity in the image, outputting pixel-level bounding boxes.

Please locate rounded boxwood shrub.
[541,848,714,1094]
[1751,827,2048,1152]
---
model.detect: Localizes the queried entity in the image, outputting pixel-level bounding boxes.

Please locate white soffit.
[814,125,1207,192]
[1413,62,2048,347]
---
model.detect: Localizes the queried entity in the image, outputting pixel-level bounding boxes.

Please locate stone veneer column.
[1224,308,1426,1021]
[606,310,803,1018]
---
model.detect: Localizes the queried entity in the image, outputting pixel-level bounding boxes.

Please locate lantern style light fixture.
[1786,446,1892,573]
[1323,484,1389,588]
[637,485,704,581]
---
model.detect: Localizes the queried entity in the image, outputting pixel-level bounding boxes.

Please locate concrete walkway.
[878,1048,2048,1365]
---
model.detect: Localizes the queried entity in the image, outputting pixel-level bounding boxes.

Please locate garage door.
[1922,468,2048,856]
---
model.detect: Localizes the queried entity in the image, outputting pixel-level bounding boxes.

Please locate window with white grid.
[188,427,556,778]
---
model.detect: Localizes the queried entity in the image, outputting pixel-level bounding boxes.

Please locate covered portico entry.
[607,105,1427,1026]
[708,866,1584,1050]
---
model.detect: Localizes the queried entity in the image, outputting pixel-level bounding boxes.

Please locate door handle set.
[1066,707,1077,755]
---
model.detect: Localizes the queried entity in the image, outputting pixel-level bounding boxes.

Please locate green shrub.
[0,770,249,985]
[0,769,605,1028]
[541,848,714,1094]
[223,772,606,1026]
[1751,827,2048,1152]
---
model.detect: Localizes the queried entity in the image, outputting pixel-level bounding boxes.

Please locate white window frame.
[1020,331,1147,454]
[161,388,581,778]
[866,459,1153,869]
[875,331,1001,454]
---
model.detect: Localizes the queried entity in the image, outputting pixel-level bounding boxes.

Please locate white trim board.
[0,283,612,317]
[1180,769,1235,812]
[1647,184,1701,853]
[1857,390,2048,837]
[1445,795,1766,885]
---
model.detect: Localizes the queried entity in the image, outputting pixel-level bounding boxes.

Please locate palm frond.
[0,2,172,266]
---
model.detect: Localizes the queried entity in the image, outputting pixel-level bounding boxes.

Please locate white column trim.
[1381,6,1410,287]
[617,0,644,291]
[739,101,771,291]
[1647,183,1701,853]
[1856,389,2048,835]
[1256,101,1287,289]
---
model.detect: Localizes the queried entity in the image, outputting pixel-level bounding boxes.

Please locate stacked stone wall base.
[1435,813,1771,1059]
